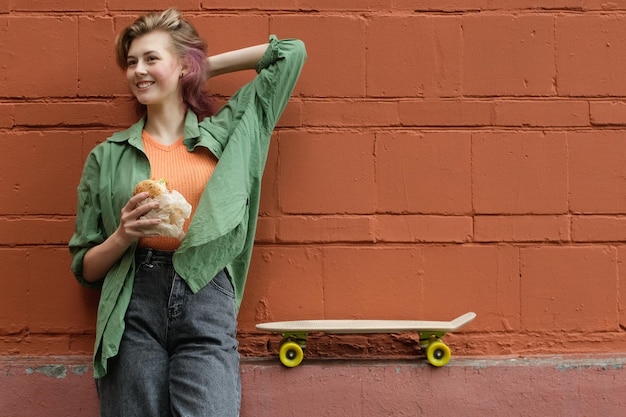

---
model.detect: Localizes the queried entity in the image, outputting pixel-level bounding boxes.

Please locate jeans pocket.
[209,269,235,298]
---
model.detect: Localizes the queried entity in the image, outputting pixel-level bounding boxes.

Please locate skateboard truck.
[419,332,451,367]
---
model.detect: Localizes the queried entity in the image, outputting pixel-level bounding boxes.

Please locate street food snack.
[133,179,192,239]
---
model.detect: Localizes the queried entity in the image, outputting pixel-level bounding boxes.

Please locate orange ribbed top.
[138,130,218,251]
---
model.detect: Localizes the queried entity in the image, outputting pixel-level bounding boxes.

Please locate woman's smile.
[136,81,155,89]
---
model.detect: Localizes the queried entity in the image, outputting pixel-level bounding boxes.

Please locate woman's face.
[126,31,183,108]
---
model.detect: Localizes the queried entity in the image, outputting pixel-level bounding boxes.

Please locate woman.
[69,8,306,417]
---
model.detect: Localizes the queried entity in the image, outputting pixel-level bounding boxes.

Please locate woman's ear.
[180,57,192,77]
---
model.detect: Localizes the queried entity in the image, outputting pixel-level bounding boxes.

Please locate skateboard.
[256,311,476,368]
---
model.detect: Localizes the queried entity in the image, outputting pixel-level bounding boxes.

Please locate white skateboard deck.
[256,312,476,334]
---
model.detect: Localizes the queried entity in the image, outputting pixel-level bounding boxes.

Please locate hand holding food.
[132,179,192,239]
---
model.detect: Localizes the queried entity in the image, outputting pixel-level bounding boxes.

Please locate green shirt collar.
[107,111,202,148]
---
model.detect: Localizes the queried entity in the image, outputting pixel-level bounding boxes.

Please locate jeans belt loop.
[144,248,154,267]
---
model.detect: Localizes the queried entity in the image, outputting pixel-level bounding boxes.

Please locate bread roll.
[133,179,169,198]
[132,178,192,239]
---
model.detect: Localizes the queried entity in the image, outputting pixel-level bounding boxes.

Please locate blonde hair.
[115,8,213,118]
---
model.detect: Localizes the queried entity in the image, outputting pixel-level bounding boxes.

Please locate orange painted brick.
[376,131,472,214]
[0,131,83,215]
[298,0,391,9]
[276,216,374,243]
[398,100,493,126]
[569,131,626,213]
[301,100,399,127]
[393,0,482,10]
[279,131,376,214]
[520,246,618,331]
[0,0,7,12]
[113,97,140,124]
[271,15,366,97]
[618,246,626,329]
[275,100,302,128]
[0,17,78,98]
[322,247,422,319]
[572,216,626,242]
[28,248,99,333]
[254,216,276,243]
[11,0,103,11]
[474,215,570,242]
[69,333,97,354]
[0,103,13,128]
[1,335,77,355]
[484,0,583,8]
[0,249,29,333]
[421,245,520,331]
[238,246,324,330]
[200,0,299,9]
[0,217,74,245]
[590,101,626,125]
[494,0,586,7]
[557,15,626,96]
[367,16,461,97]
[582,0,626,10]
[472,131,568,214]
[396,0,581,10]
[494,100,589,127]
[259,137,279,216]
[463,15,555,96]
[218,0,393,9]
[108,0,197,10]
[374,215,472,243]
[14,101,133,127]
[78,17,126,97]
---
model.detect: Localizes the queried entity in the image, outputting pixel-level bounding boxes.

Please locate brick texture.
[557,15,626,96]
[463,14,556,96]
[376,131,472,214]
[279,131,376,214]
[472,131,568,214]
[520,247,618,332]
[367,16,461,97]
[2,3,626,378]
[0,17,78,98]
[569,131,626,213]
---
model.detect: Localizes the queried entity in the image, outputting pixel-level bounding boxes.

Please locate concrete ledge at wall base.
[1,355,625,417]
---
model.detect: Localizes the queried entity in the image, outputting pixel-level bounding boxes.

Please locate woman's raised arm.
[207,43,269,78]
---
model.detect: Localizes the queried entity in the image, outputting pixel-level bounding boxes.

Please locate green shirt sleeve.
[253,35,307,131]
[68,150,105,289]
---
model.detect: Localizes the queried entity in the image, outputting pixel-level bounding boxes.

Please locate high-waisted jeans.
[97,248,241,417]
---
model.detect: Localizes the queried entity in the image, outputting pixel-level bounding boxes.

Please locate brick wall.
[2,0,626,395]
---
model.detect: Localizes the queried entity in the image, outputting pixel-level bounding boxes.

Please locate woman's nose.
[134,61,148,75]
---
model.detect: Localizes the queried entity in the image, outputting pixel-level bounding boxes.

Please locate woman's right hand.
[116,192,162,244]
[81,192,161,283]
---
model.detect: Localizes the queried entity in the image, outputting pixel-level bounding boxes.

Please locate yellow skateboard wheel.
[279,341,304,367]
[426,340,451,367]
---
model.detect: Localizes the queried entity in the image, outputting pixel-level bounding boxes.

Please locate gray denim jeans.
[97,249,241,417]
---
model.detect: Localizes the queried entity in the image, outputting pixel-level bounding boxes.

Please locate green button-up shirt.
[69,36,306,378]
